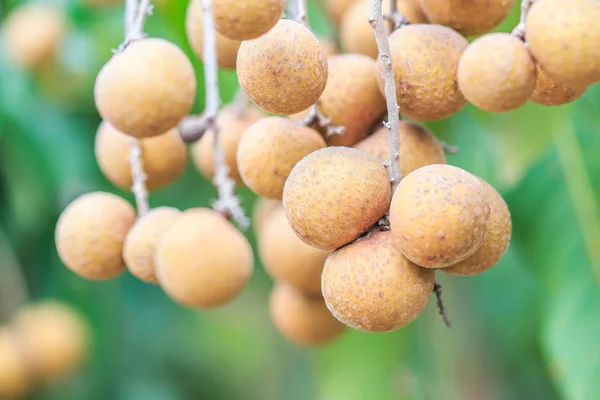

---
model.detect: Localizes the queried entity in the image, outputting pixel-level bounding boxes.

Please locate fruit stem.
[433,281,451,328]
[383,0,406,30]
[295,0,309,27]
[301,102,346,137]
[511,0,537,41]
[232,86,250,117]
[0,225,29,321]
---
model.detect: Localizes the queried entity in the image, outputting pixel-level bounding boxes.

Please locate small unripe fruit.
[213,0,285,41]
[530,66,587,107]
[378,24,468,121]
[95,121,188,191]
[458,33,537,113]
[283,147,391,250]
[237,117,326,199]
[55,192,136,280]
[237,19,328,115]
[252,197,282,237]
[0,329,30,399]
[324,0,359,26]
[123,207,180,284]
[156,208,253,309]
[390,165,491,268]
[94,38,196,139]
[269,283,346,346]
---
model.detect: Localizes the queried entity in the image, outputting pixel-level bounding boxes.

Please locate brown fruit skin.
[322,231,434,332]
[526,0,600,87]
[269,283,346,347]
[377,24,468,121]
[530,66,587,107]
[390,164,491,268]
[237,19,329,115]
[55,192,136,280]
[259,207,331,297]
[283,147,392,250]
[0,329,30,399]
[324,0,358,26]
[123,207,180,284]
[252,197,282,237]
[458,33,537,113]
[95,121,188,191]
[237,117,326,199]
[213,0,285,41]
[155,208,253,309]
[354,122,446,177]
[94,38,197,139]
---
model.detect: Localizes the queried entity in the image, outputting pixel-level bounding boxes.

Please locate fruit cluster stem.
[433,282,451,328]
[295,0,309,27]
[512,0,537,41]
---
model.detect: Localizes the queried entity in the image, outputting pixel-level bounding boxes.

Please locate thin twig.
[441,141,459,154]
[232,86,250,116]
[295,0,308,26]
[511,0,536,41]
[0,225,29,320]
[383,0,407,30]
[301,102,346,137]
[433,281,451,328]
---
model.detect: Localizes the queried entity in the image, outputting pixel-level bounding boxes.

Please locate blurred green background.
[1,0,599,399]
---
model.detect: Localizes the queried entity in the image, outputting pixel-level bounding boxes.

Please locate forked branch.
[511,0,537,41]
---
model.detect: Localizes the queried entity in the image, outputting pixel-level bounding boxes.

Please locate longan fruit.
[269,283,346,346]
[530,65,587,106]
[526,0,600,86]
[378,24,468,121]
[0,329,30,399]
[55,192,136,280]
[458,33,537,113]
[155,208,253,309]
[353,122,446,177]
[283,147,391,250]
[237,117,326,199]
[419,0,515,37]
[123,207,180,284]
[95,121,188,191]
[390,164,491,268]
[259,207,331,297]
[322,230,434,332]
[319,37,339,57]
[213,0,285,41]
[94,38,197,139]
[252,197,282,237]
[237,19,328,115]
[324,0,358,26]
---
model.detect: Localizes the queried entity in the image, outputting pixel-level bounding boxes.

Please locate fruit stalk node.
[301,102,346,137]
[511,0,537,41]
[433,281,451,328]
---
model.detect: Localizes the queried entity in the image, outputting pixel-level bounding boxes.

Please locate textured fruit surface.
[123,207,180,284]
[237,117,326,199]
[526,0,600,86]
[55,192,135,280]
[283,147,391,250]
[354,122,445,177]
[0,329,30,399]
[95,121,188,191]
[155,208,253,309]
[444,178,512,276]
[324,0,358,26]
[458,33,536,112]
[213,0,285,40]
[531,65,587,106]
[269,283,346,346]
[237,19,328,115]
[259,207,331,297]
[378,24,468,121]
[390,164,491,268]
[419,0,515,37]
[322,231,434,332]
[252,197,282,237]
[186,0,242,69]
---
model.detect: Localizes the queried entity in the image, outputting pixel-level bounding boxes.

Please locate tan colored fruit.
[530,65,587,106]
[283,147,391,250]
[319,38,339,57]
[322,231,434,332]
[390,164,491,268]
[0,329,30,399]
[237,117,326,199]
[155,208,253,309]
[55,192,136,280]
[252,197,282,237]
[324,0,358,26]
[354,122,446,177]
[95,121,188,191]
[526,0,600,86]
[123,207,180,284]
[237,19,328,115]
[377,24,468,121]
[259,207,331,297]
[444,178,512,276]
[94,38,196,139]
[192,107,264,185]
[419,0,515,37]
[269,283,346,346]
[213,0,285,40]
[458,33,537,113]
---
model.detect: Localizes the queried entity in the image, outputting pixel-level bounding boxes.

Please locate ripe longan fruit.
[283,147,391,250]
[155,208,253,309]
[237,117,326,199]
[123,207,180,284]
[530,65,587,106]
[259,207,331,297]
[55,192,136,280]
[252,197,282,237]
[458,33,537,113]
[390,164,491,268]
[378,24,468,121]
[237,19,328,115]
[419,0,515,37]
[322,231,434,332]
[354,122,446,177]
[95,121,188,191]
[94,38,197,139]
[269,283,346,346]
[0,329,30,399]
[324,0,358,26]
[319,38,339,57]
[213,0,285,41]
[526,0,600,86]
